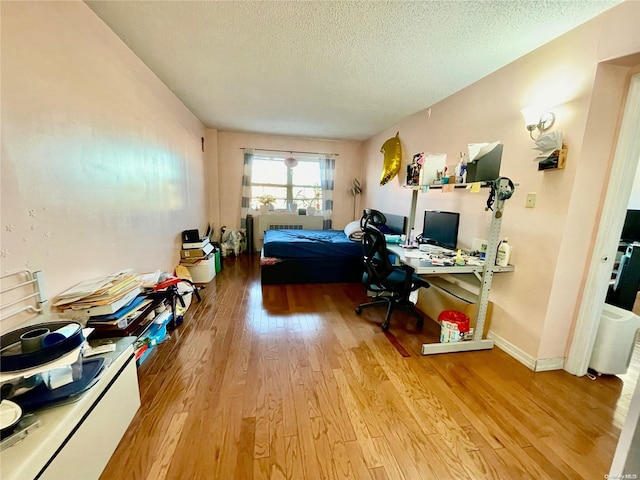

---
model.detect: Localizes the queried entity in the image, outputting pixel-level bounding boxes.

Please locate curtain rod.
[240,147,339,157]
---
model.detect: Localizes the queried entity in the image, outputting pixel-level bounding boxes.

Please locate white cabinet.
[1,337,140,480]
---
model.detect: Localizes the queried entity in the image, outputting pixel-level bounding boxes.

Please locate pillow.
[344,220,363,241]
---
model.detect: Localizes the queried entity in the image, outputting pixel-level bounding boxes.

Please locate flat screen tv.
[421,210,460,250]
[621,209,640,243]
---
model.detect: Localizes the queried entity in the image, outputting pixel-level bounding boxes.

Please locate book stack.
[85,296,152,329]
[53,271,142,316]
[180,236,217,283]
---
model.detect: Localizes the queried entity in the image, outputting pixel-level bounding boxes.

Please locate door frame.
[565,72,640,376]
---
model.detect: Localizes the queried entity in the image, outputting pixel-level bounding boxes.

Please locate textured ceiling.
[85,0,621,141]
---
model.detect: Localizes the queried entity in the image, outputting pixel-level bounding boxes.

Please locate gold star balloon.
[380,132,402,186]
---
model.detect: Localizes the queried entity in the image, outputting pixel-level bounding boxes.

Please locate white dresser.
[1,337,140,480]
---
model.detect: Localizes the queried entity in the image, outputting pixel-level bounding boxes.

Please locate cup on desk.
[20,327,50,353]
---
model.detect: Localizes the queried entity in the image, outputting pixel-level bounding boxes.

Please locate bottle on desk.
[456,152,467,184]
[496,238,511,267]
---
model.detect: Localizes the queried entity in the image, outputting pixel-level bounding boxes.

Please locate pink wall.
[362,1,640,362]
[0,2,207,326]
[214,131,364,232]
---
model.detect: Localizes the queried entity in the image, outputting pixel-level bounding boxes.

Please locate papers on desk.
[404,250,430,259]
[404,250,455,265]
[403,250,485,266]
[466,258,485,266]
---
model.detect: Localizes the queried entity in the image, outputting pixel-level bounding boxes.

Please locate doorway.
[566,68,640,376]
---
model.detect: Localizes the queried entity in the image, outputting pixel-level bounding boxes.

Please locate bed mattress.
[262,229,363,259]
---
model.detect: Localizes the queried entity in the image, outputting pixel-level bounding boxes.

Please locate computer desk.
[390,177,516,354]
[387,243,515,354]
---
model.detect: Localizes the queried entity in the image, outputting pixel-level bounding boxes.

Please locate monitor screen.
[421,210,460,250]
[621,209,640,243]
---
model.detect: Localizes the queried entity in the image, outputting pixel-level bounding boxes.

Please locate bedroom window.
[251,155,322,211]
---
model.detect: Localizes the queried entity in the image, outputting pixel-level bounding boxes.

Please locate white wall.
[628,158,640,209]
[0,2,207,329]
[361,1,640,363]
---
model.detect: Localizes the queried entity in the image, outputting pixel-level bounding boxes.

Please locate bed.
[260,212,407,284]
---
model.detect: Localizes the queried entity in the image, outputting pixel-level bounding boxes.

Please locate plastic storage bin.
[183,258,216,283]
[589,303,640,375]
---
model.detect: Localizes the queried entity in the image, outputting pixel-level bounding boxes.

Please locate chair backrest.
[360,209,387,229]
[361,223,395,288]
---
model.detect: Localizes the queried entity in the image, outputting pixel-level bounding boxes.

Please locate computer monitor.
[621,209,640,243]
[421,210,460,250]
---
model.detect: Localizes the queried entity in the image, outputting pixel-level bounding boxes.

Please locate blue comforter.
[263,229,363,259]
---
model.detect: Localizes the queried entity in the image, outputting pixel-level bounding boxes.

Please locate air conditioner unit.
[255,213,323,252]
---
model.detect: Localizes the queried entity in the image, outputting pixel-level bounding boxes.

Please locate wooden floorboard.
[100,254,635,479]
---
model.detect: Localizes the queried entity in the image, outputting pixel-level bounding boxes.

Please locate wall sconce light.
[521,107,555,140]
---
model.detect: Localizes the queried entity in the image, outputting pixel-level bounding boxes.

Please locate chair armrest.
[399,263,429,290]
[399,263,416,291]
[399,263,415,275]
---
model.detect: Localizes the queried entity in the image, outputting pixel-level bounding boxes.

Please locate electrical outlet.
[526,193,536,208]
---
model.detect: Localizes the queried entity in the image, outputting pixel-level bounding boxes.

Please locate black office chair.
[355,210,430,331]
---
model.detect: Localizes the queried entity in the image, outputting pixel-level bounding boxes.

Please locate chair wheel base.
[355,307,362,314]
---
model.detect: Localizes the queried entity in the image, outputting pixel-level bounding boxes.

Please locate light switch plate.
[526,193,536,208]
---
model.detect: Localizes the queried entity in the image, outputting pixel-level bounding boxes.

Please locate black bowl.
[0,322,84,372]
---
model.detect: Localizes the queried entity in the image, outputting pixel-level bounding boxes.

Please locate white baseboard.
[488,332,536,370]
[534,357,565,372]
[488,332,564,372]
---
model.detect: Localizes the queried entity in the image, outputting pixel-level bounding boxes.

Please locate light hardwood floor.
[101,255,633,479]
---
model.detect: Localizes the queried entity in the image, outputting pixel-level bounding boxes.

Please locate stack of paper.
[53,270,142,317]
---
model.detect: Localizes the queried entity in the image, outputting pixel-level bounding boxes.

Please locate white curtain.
[240,148,253,229]
[320,156,335,229]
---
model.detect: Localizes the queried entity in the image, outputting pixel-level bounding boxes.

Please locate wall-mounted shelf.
[427,181,493,189]
[403,180,498,238]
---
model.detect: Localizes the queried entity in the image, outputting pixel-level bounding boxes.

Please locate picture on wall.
[406,152,424,186]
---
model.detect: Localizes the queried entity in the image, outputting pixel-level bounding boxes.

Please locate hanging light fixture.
[284,156,298,168]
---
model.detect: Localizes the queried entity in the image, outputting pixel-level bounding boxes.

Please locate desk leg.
[421,268,495,355]
[421,339,494,354]
[421,192,506,355]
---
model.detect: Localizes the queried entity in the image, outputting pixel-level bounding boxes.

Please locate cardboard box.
[416,277,492,338]
[180,242,214,259]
